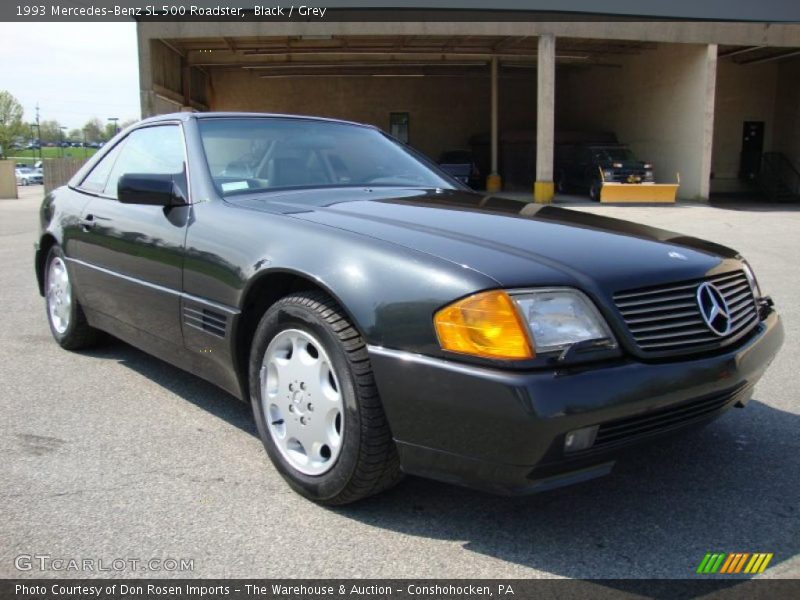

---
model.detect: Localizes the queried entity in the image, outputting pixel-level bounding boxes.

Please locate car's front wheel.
[44,246,100,350]
[555,172,567,194]
[249,291,402,504]
[589,179,602,201]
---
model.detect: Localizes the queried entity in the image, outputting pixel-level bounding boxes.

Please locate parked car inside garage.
[437,149,481,189]
[556,139,654,200]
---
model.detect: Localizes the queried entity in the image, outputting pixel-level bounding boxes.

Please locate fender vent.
[184,306,227,338]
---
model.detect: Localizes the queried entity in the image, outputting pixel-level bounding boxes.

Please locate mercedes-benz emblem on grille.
[696,282,732,336]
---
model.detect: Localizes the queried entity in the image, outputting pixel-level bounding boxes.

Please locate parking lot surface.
[1,186,798,580]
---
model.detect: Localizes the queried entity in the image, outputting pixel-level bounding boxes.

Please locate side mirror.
[117,173,186,206]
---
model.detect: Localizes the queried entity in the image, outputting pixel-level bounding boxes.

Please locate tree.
[0,90,25,158]
[68,128,82,141]
[101,118,137,141]
[82,118,103,143]
[102,122,118,141]
[39,119,64,143]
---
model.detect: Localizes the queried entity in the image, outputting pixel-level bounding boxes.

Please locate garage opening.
[146,34,738,202]
[711,46,800,202]
[557,39,717,201]
[148,34,544,189]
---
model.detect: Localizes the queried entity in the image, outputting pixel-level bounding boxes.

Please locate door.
[389,112,410,144]
[69,124,189,343]
[739,121,765,181]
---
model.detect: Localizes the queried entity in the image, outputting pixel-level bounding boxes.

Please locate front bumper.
[369,310,783,495]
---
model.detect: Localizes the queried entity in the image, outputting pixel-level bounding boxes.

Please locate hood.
[602,159,647,170]
[229,187,739,294]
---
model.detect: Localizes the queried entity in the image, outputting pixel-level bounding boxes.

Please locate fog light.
[564,426,599,452]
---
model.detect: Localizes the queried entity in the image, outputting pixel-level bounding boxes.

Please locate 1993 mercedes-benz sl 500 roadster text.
[35,113,783,504]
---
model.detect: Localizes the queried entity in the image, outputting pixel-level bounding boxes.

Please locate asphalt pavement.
[1,186,798,581]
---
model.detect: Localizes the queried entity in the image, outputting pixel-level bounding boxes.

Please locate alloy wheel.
[46,256,72,334]
[260,329,344,476]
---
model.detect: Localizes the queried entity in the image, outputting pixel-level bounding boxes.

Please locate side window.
[102,125,185,199]
[79,141,126,193]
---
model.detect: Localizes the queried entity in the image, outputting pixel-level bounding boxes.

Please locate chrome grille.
[614,270,759,354]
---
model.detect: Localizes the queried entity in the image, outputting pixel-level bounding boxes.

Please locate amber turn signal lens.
[434,290,534,360]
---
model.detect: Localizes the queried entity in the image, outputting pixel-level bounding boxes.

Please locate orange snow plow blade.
[599,172,680,203]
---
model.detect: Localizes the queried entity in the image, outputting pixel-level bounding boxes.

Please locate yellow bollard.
[486,173,502,193]
[533,181,555,204]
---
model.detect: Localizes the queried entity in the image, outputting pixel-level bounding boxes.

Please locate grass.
[6,146,99,164]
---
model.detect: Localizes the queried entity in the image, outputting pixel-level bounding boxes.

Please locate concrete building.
[136,19,800,201]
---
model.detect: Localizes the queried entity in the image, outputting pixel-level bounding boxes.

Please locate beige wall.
[711,59,779,193]
[558,43,715,199]
[0,161,17,199]
[208,69,536,159]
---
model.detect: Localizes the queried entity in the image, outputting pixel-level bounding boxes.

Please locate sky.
[0,22,141,131]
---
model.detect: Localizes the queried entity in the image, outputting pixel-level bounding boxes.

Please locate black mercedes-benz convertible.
[35,113,783,504]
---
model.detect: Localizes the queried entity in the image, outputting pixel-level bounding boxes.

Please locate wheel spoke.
[319,361,340,403]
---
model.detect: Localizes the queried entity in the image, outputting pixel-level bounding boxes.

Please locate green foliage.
[38,119,64,142]
[82,118,104,143]
[0,90,25,158]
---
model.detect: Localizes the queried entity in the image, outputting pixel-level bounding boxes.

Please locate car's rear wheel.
[249,291,402,504]
[45,246,100,350]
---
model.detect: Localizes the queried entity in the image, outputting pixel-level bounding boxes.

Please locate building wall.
[711,59,779,193]
[208,69,536,160]
[773,57,800,172]
[558,43,715,199]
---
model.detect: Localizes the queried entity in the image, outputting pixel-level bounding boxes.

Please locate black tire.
[555,172,567,194]
[44,245,101,350]
[249,290,402,505]
[589,179,601,202]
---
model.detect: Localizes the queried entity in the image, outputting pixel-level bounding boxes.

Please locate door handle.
[79,215,96,230]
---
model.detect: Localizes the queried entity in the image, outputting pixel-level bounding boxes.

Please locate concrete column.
[486,57,502,192]
[137,24,155,118]
[535,33,556,203]
[699,44,718,200]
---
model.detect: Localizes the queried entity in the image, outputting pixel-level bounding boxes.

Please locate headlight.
[742,260,762,298]
[434,288,615,359]
[434,290,534,360]
[602,169,615,180]
[510,289,616,354]
[644,170,654,180]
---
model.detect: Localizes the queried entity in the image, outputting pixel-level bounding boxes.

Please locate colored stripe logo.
[696,553,773,574]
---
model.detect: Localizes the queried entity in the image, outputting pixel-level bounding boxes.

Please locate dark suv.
[556,142,654,200]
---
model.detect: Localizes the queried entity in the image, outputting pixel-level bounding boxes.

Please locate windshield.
[591,147,637,162]
[198,118,454,196]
